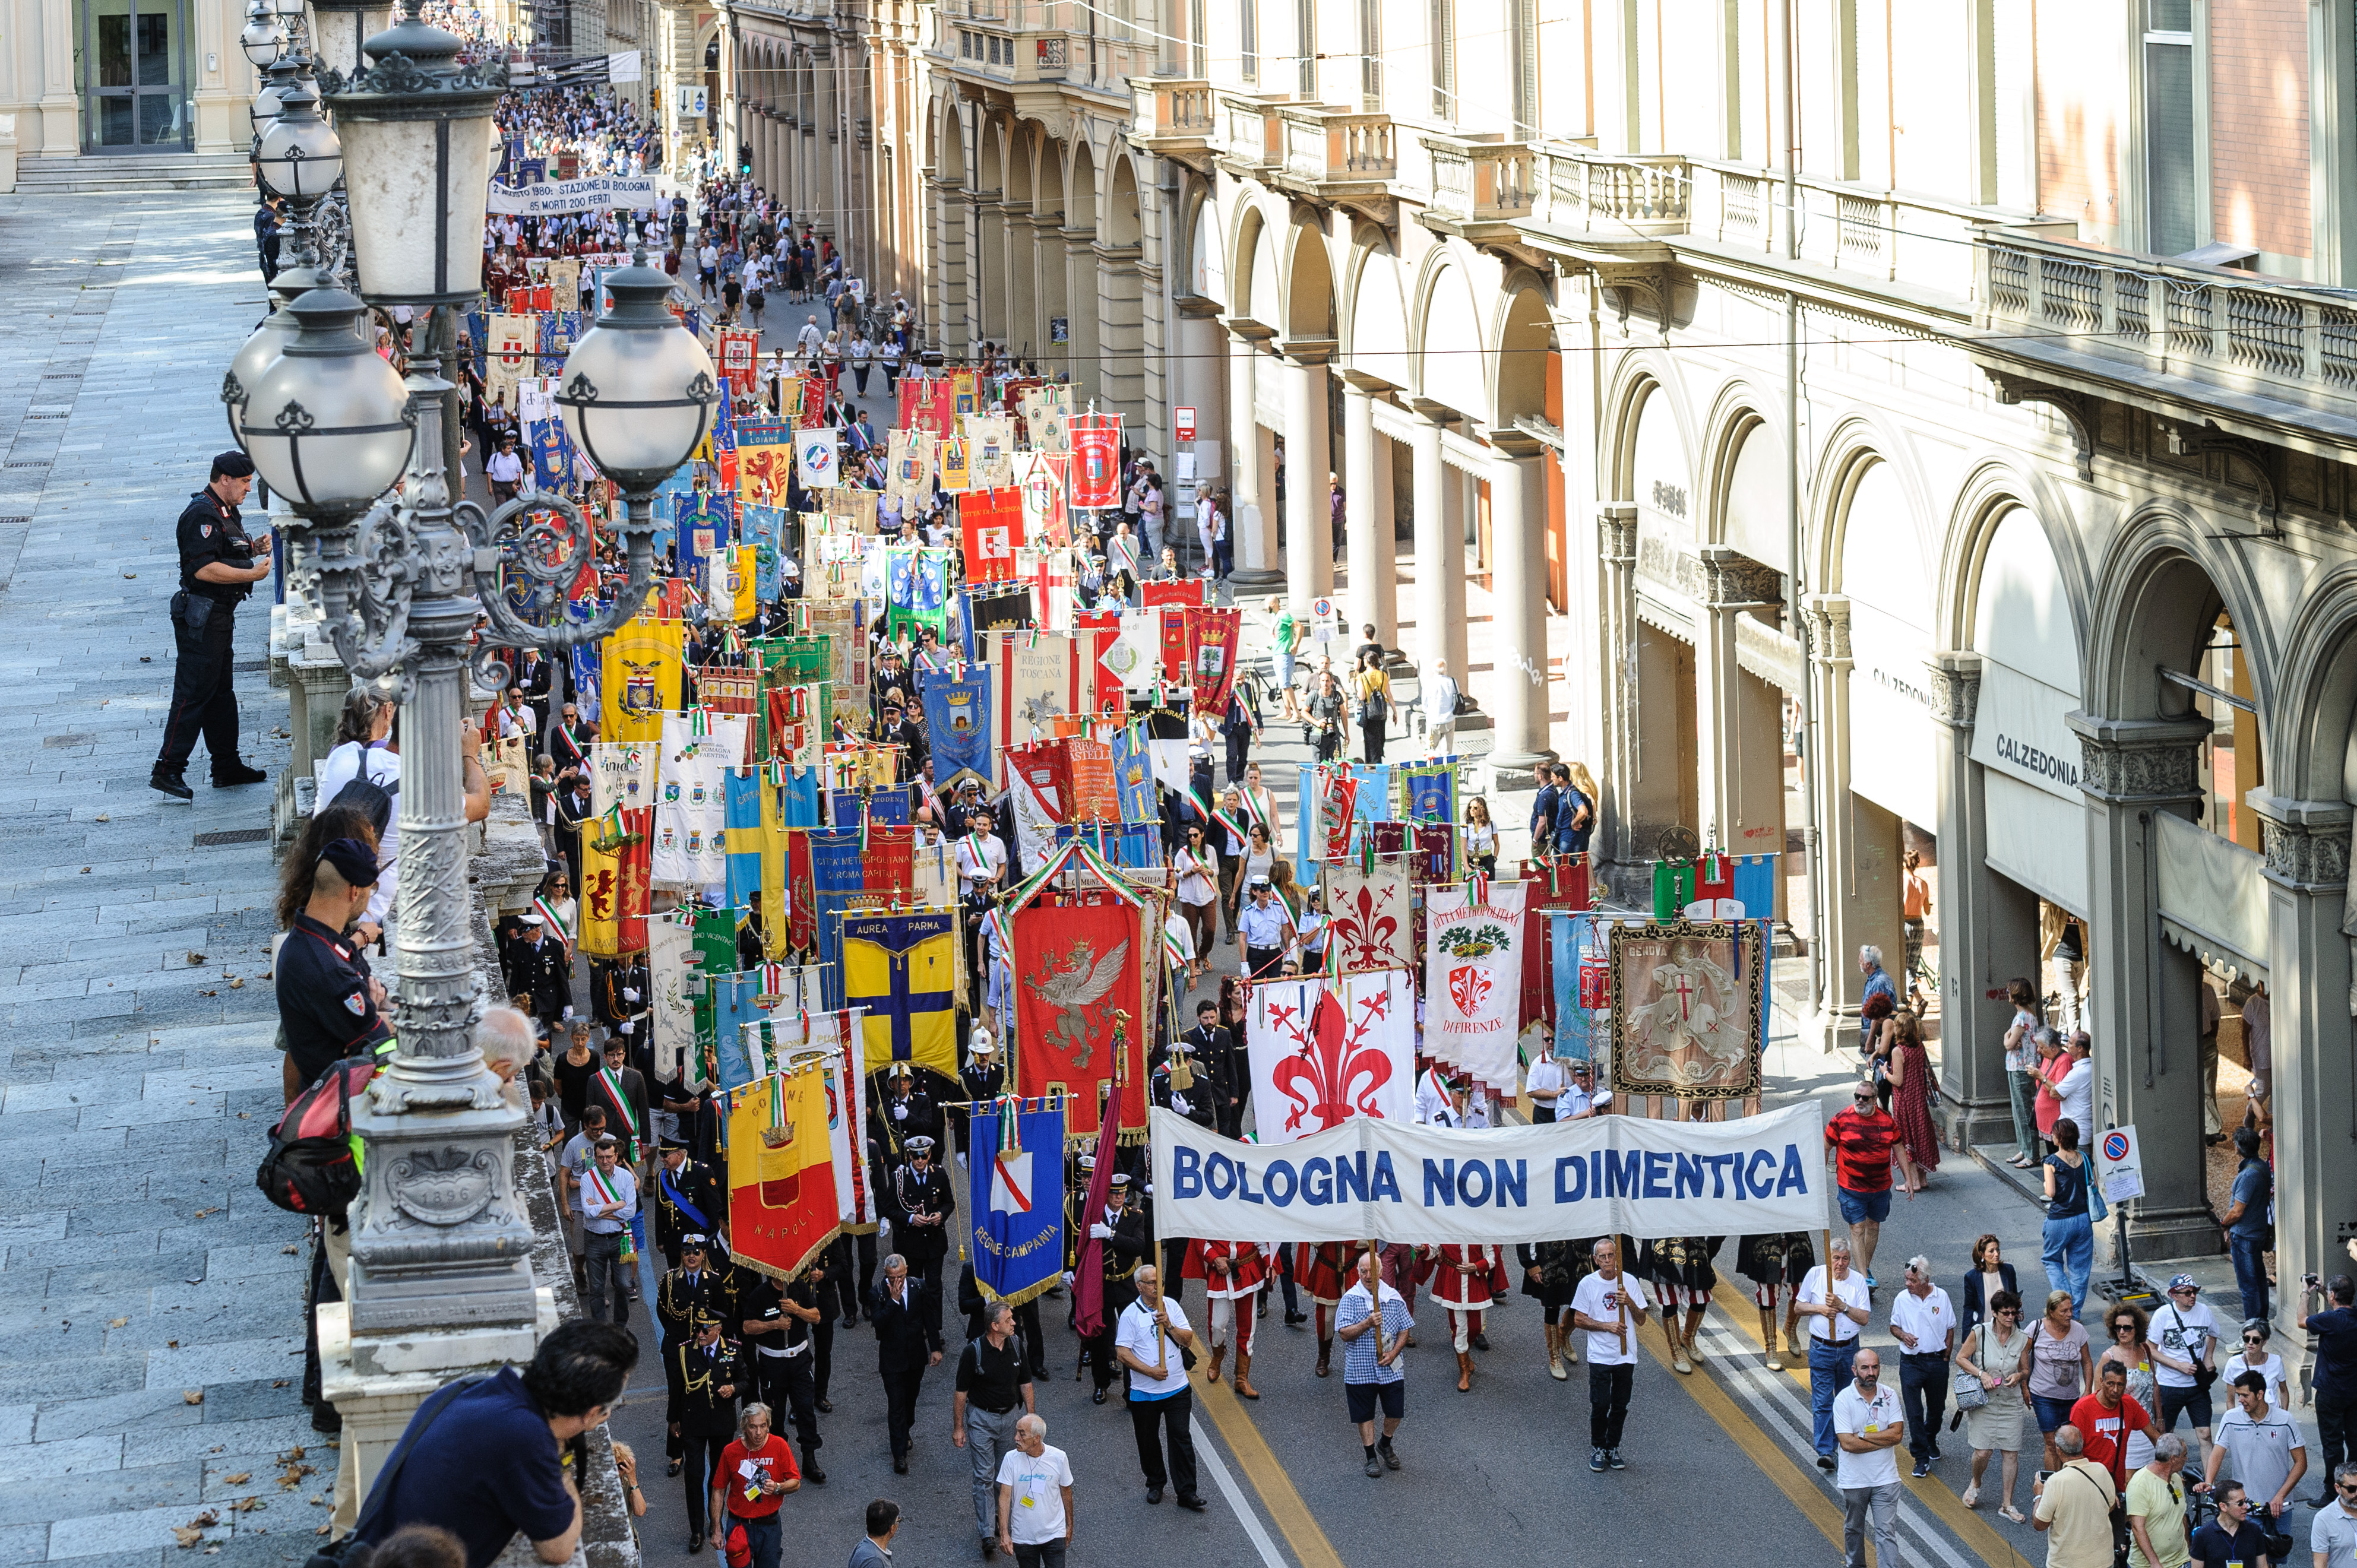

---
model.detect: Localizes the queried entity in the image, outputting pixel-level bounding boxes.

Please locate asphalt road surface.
[609,1084,2066,1568]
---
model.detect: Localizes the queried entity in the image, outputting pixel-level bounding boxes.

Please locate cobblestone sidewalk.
[0,190,318,1568]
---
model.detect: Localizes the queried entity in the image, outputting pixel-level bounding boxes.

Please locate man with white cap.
[1237,876,1295,979]
[888,1134,956,1339]
[956,1025,1005,1165]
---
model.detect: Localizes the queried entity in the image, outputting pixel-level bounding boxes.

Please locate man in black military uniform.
[952,1025,1004,1161]
[153,451,273,800]
[275,837,393,1102]
[657,1234,736,1475]
[514,913,571,1032]
[1180,999,1247,1139]
[885,1135,954,1338]
[877,1062,940,1160]
[669,1310,742,1553]
[1075,1170,1149,1403]
[1151,1035,1218,1133]
[740,1261,827,1483]
[651,1138,727,1269]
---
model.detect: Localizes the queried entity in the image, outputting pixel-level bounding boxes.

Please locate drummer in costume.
[1072,1169,1149,1404]
[1296,1241,1355,1379]
[1518,1237,1602,1380]
[1638,1235,1725,1374]
[657,1235,738,1474]
[653,1136,727,1270]
[1420,1243,1510,1391]
[1182,1238,1266,1399]
[1735,1229,1817,1372]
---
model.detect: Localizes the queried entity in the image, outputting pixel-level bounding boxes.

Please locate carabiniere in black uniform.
[656,1238,736,1470]
[152,451,271,799]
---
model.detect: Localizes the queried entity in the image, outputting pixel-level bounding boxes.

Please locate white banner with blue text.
[485,175,660,216]
[1147,1101,1828,1244]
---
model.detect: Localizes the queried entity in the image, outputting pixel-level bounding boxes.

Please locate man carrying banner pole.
[1336,1246,1414,1478]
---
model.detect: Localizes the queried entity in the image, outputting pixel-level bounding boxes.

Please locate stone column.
[1063,229,1100,405]
[1097,242,1147,426]
[1696,547,1780,849]
[1925,651,2032,1149]
[1409,406,1469,679]
[1805,594,1864,1048]
[1279,348,1333,616]
[2247,790,2356,1342]
[930,176,968,356]
[1225,325,1277,584]
[1339,377,1393,644]
[1594,505,1640,899]
[973,192,1006,343]
[1486,435,1554,783]
[1035,214,1070,376]
[2071,712,2222,1259]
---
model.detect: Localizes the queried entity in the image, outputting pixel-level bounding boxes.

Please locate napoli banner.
[967,1098,1069,1307]
[1423,880,1529,1091]
[1246,971,1415,1141]
[1150,1101,1828,1245]
[919,668,994,791]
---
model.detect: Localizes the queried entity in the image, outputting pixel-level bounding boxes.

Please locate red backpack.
[255,1057,377,1218]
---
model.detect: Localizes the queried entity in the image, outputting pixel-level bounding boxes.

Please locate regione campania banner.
[1147,1101,1829,1245]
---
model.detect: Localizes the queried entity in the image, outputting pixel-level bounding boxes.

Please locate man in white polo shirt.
[1835,1347,1907,1568]
[1569,1237,1652,1473]
[1112,1264,1205,1510]
[1891,1253,1960,1479]
[2204,1371,2307,1527]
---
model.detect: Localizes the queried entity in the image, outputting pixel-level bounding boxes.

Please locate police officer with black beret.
[153,451,273,800]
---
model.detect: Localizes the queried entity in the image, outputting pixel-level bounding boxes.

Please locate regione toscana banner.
[1147,1100,1828,1244]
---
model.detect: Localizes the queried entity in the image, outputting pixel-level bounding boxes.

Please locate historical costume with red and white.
[1420,1243,1510,1390]
[1295,1240,1355,1377]
[1638,1235,1724,1375]
[1183,1239,1267,1398]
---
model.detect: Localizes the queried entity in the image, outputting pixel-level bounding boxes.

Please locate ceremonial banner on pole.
[1014,451,1069,546]
[1011,895,1154,1144]
[966,414,1017,489]
[960,487,1021,578]
[1147,1100,1831,1245]
[1067,415,1120,509]
[937,434,972,493]
[727,1066,842,1280]
[795,427,841,489]
[1245,971,1416,1141]
[1314,768,1361,861]
[991,629,1084,771]
[736,425,794,506]
[1182,606,1242,712]
[617,807,652,956]
[589,740,658,816]
[1140,578,1207,612]
[887,429,934,508]
[967,1098,1069,1306]
[918,667,994,790]
[580,834,621,958]
[1400,761,1457,823]
[599,616,684,746]
[1318,856,1416,974]
[1424,880,1529,1089]
[841,907,961,1091]
[650,912,701,1088]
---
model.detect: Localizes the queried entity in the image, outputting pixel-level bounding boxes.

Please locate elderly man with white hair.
[477,1005,540,1107]
[995,1412,1075,1568]
[1890,1253,1959,1478]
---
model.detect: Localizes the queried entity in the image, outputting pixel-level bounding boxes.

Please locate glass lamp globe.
[256,79,343,201]
[241,14,288,67]
[223,264,336,446]
[555,256,717,495]
[239,287,415,523]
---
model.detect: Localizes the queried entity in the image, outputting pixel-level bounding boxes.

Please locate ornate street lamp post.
[237,3,716,1339]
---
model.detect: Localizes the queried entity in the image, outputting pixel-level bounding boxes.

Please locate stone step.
[14,154,255,195]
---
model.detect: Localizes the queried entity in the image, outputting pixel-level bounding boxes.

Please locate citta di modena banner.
[1147,1100,1828,1245]
[486,175,659,216]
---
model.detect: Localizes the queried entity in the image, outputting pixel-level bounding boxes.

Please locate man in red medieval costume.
[1420,1243,1510,1391]
[1183,1238,1267,1399]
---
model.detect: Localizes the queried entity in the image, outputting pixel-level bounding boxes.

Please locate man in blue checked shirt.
[1336,1246,1416,1478]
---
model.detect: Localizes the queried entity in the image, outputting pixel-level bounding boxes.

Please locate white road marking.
[1192,1415,1292,1568]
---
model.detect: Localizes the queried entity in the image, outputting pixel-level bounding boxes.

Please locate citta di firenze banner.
[1147,1100,1828,1245]
[486,174,660,216]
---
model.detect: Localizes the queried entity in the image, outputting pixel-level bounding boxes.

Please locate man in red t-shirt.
[2068,1360,2153,1490]
[707,1404,800,1568]
[1824,1085,1919,1287]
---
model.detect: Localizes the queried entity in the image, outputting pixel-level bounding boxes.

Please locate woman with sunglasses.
[2099,1300,2162,1471]
[2027,1288,2095,1474]
[2222,1323,2291,1411]
[1955,1287,2032,1519]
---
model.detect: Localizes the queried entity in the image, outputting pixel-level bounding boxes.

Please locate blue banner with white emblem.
[919,667,994,792]
[967,1098,1068,1307]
